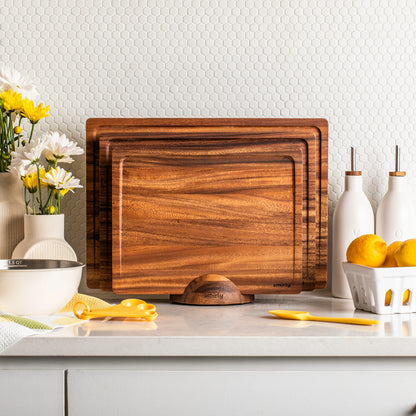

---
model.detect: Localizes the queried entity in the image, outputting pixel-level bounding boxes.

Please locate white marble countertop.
[3,290,416,357]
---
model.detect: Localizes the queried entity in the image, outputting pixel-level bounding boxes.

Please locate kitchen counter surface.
[3,290,416,357]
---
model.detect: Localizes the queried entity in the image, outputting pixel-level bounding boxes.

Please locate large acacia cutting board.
[111,141,304,294]
[103,135,316,291]
[86,118,328,293]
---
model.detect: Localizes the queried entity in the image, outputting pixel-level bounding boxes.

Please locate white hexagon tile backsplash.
[1,0,416,294]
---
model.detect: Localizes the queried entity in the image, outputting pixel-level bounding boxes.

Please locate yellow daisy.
[0,89,24,112]
[22,171,38,193]
[21,99,50,123]
[22,166,46,193]
[54,188,70,197]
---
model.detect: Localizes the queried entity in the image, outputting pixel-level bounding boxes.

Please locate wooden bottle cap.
[389,171,406,177]
[345,171,362,176]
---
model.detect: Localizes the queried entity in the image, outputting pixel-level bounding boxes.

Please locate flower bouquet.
[11,132,83,215]
[0,64,83,214]
[0,65,49,172]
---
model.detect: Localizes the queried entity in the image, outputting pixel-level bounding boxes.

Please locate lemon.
[382,241,401,267]
[385,289,411,306]
[346,234,387,267]
[394,239,416,267]
[385,289,392,306]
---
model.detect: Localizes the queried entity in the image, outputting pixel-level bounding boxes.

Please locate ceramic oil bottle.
[332,148,374,298]
[376,146,416,245]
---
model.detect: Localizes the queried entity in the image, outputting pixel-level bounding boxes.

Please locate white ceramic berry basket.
[342,262,416,314]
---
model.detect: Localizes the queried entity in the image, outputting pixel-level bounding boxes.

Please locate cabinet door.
[0,370,64,416]
[68,369,416,416]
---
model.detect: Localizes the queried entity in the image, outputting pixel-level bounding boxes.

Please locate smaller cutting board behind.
[111,139,304,295]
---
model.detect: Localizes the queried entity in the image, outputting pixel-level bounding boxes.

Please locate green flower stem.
[8,115,15,152]
[43,187,54,213]
[17,115,22,147]
[28,122,35,144]
[55,192,62,215]
[24,187,29,215]
[36,163,43,213]
[0,113,7,171]
[0,113,16,170]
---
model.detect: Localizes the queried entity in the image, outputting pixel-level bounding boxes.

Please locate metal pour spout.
[350,146,356,172]
[395,145,400,173]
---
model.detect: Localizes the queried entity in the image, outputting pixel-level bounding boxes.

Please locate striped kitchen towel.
[0,293,111,354]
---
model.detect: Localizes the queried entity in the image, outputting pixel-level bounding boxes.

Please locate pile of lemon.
[346,234,416,268]
[347,235,416,305]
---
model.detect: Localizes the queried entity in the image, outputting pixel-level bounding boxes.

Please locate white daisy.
[0,65,38,100]
[41,131,84,164]
[10,135,46,169]
[10,160,37,178]
[42,166,82,192]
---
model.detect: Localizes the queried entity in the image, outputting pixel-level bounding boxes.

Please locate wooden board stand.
[170,274,255,305]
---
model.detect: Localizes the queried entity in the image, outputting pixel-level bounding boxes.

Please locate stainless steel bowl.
[0,259,84,270]
[0,259,84,315]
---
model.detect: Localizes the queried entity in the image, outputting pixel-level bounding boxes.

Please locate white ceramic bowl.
[0,259,84,315]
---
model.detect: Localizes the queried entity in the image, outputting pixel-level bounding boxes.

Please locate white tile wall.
[2,0,416,294]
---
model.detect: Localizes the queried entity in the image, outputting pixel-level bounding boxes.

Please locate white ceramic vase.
[12,214,77,261]
[0,172,26,259]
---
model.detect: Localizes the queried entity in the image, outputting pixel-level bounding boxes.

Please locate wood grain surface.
[111,142,303,294]
[86,118,328,294]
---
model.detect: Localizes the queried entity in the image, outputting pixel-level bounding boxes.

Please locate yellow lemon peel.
[346,234,387,268]
[394,239,416,267]
[382,241,401,267]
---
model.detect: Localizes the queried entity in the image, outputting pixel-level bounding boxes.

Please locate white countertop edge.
[3,292,415,358]
[2,336,416,357]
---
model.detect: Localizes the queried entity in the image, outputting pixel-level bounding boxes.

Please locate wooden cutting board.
[111,141,304,294]
[86,118,328,293]
[86,120,326,292]
[101,135,315,291]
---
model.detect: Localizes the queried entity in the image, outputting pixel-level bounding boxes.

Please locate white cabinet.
[67,369,416,416]
[0,370,64,416]
[1,360,416,415]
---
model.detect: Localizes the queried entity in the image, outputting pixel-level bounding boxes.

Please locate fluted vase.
[12,214,77,261]
[0,172,26,259]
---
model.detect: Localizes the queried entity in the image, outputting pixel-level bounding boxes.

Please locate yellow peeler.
[73,299,158,321]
